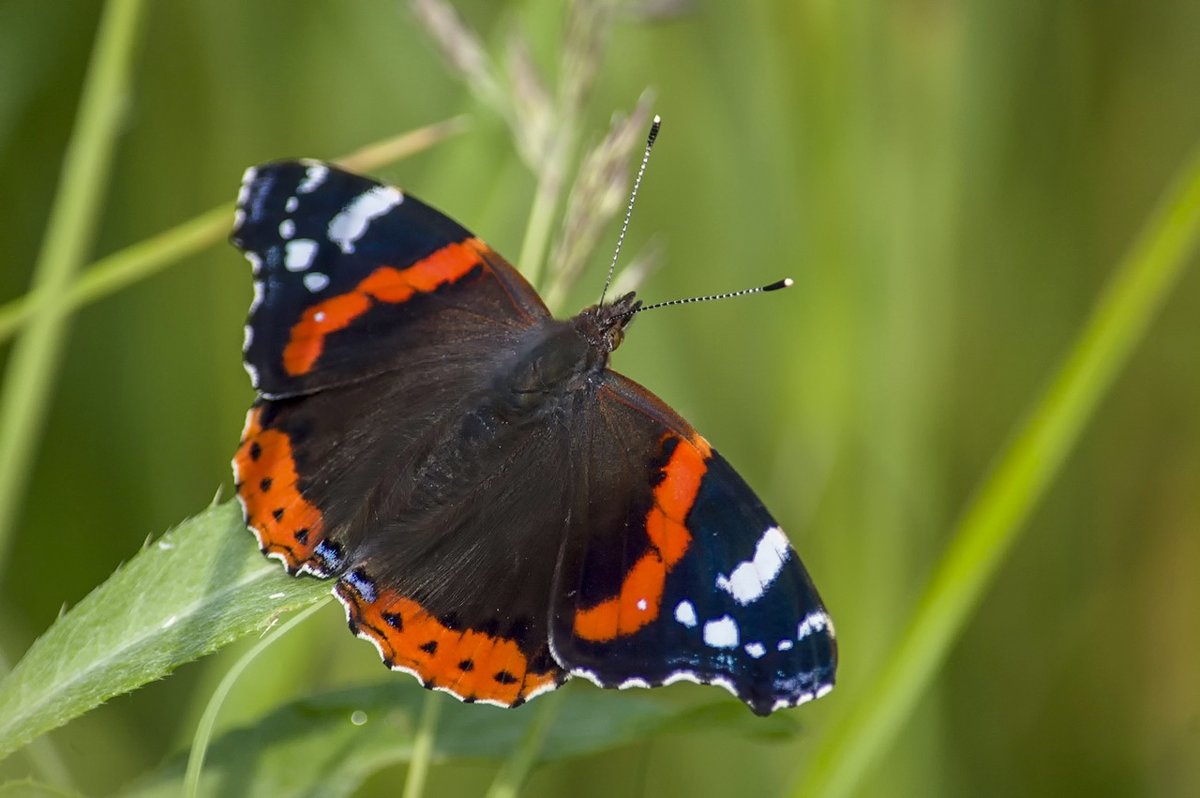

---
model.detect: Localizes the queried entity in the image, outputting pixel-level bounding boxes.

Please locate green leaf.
[126,684,799,798]
[0,501,328,761]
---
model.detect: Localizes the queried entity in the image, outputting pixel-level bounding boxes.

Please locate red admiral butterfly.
[230,138,836,715]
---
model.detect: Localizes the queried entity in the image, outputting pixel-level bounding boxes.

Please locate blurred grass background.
[1,0,1198,795]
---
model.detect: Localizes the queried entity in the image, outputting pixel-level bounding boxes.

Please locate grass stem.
[0,0,148,581]
[402,691,444,798]
[0,117,468,346]
[484,690,565,798]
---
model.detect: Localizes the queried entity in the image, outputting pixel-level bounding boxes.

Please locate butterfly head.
[575,291,642,359]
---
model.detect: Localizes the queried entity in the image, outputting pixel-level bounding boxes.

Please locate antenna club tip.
[652,114,662,125]
[647,116,661,146]
[764,278,793,292]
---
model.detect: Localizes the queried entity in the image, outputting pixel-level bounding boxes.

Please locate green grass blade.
[0,117,468,345]
[793,142,1200,798]
[0,0,148,578]
[400,692,443,798]
[183,600,329,798]
[0,502,328,762]
[484,690,565,798]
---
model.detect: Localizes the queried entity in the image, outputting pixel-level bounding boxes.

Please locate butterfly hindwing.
[250,350,579,706]
[550,373,837,715]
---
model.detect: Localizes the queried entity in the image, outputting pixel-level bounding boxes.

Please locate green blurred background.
[2,0,1198,795]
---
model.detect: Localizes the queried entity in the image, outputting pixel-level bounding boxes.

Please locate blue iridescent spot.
[344,569,376,603]
[314,540,344,571]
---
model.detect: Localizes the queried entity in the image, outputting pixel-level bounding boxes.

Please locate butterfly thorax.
[408,294,640,505]
[498,292,641,421]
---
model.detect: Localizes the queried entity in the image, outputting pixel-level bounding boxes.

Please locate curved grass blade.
[184,600,329,798]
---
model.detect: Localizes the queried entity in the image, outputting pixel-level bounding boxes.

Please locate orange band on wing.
[337,583,561,706]
[573,434,711,642]
[233,407,325,571]
[282,237,486,376]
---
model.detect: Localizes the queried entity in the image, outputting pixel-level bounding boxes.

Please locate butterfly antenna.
[600,114,662,307]
[633,278,794,315]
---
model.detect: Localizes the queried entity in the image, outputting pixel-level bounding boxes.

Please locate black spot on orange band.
[233,407,325,572]
[336,580,562,706]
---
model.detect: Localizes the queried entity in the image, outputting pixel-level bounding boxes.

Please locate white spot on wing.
[636,598,648,612]
[674,600,697,628]
[304,272,330,293]
[285,239,318,271]
[522,678,562,704]
[237,166,257,205]
[745,642,766,659]
[279,219,295,239]
[771,692,816,713]
[314,311,326,322]
[242,324,254,351]
[297,162,328,194]
[777,639,794,651]
[285,196,299,213]
[702,615,739,649]
[572,667,604,689]
[328,185,403,254]
[715,526,791,605]
[249,280,265,313]
[244,251,263,276]
[797,609,834,640]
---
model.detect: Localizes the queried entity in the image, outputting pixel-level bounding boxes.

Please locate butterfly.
[229,155,836,715]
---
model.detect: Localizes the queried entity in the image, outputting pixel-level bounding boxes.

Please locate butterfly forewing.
[232,160,548,398]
